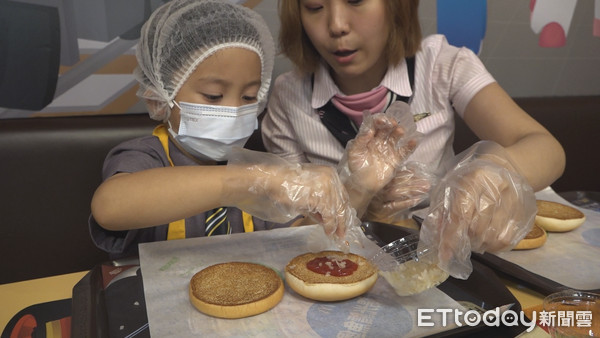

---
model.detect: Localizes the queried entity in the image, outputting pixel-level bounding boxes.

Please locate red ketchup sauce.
[306,256,358,276]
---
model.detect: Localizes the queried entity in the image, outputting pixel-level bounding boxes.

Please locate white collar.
[311,60,413,109]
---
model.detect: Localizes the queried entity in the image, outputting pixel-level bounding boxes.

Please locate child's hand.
[223,148,360,240]
[419,141,537,280]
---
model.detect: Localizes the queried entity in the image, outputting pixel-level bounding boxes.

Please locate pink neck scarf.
[331,85,389,126]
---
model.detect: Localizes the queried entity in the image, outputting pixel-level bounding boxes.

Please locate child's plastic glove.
[223,147,361,244]
[365,161,437,223]
[338,101,421,217]
[419,141,536,280]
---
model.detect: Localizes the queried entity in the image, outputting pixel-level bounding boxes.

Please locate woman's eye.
[302,1,323,12]
[348,0,363,4]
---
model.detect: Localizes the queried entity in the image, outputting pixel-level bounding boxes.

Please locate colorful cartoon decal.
[3,300,72,338]
[437,0,487,55]
[530,0,600,48]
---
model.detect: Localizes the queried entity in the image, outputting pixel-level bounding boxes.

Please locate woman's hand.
[365,162,435,223]
[419,141,537,279]
[340,101,420,217]
[346,113,416,193]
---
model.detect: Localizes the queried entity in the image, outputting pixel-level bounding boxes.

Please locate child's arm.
[462,83,565,191]
[91,166,235,231]
[91,160,358,239]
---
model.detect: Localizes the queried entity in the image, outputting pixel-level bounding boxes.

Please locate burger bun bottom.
[285,270,378,302]
[513,223,547,250]
[536,200,586,232]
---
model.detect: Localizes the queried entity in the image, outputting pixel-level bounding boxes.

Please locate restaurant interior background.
[0,2,599,336]
[0,0,599,119]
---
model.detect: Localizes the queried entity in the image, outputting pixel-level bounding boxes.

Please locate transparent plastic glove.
[223,147,361,243]
[365,161,437,224]
[419,141,537,280]
[338,101,421,217]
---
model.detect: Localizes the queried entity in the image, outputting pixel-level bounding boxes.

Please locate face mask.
[169,101,258,161]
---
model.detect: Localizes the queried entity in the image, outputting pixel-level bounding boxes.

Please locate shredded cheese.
[379,260,449,296]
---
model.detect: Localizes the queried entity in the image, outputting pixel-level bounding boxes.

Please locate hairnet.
[134,0,275,121]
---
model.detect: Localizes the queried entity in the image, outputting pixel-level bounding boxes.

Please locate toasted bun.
[536,200,585,232]
[189,262,284,319]
[513,223,547,250]
[285,251,378,302]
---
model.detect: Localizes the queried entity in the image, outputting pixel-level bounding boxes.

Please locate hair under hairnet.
[134,0,275,121]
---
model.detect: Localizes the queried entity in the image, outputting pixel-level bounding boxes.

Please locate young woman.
[262,0,565,278]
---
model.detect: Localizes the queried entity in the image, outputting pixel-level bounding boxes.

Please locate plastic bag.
[223,147,361,246]
[338,101,422,217]
[419,141,537,279]
[365,161,437,224]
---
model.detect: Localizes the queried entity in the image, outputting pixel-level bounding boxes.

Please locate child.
[261,0,565,278]
[89,0,362,259]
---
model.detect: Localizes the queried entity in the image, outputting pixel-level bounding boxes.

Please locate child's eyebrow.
[195,77,229,85]
[195,77,261,88]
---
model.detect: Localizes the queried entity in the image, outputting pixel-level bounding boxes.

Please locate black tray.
[395,216,600,296]
[472,252,600,296]
[72,222,528,338]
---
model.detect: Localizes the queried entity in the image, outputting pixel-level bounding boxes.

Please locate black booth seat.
[0,114,157,284]
[0,112,267,284]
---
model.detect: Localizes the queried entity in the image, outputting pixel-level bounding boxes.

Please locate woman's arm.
[462,83,565,191]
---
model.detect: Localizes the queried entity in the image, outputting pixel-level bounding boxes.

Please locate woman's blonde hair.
[278,0,422,74]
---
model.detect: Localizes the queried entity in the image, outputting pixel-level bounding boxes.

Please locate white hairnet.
[134,0,275,121]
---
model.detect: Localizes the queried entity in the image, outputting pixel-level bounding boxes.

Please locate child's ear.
[145,98,161,112]
[145,98,169,121]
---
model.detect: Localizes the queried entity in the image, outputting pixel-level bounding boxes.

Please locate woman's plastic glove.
[338,101,421,217]
[365,161,437,224]
[223,147,361,242]
[419,141,537,280]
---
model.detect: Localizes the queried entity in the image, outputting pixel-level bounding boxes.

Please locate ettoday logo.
[418,307,535,332]
[418,307,595,333]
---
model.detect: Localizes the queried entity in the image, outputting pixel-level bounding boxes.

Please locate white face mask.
[169,101,259,161]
